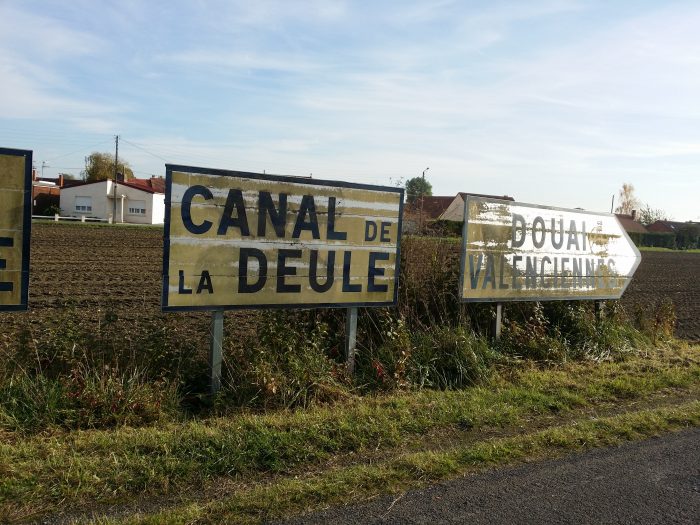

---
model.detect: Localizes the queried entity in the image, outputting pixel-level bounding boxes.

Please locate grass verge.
[638,246,700,253]
[108,401,700,524]
[0,343,698,523]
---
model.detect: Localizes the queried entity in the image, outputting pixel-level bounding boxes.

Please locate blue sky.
[1,0,698,220]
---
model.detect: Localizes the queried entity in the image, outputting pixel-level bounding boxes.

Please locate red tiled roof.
[615,214,649,234]
[404,196,454,219]
[646,220,700,233]
[122,177,165,194]
[61,177,165,194]
[62,179,87,188]
[405,193,516,221]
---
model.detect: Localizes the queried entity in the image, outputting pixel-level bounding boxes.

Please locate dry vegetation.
[0,222,698,523]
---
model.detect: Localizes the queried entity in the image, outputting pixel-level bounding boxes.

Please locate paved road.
[279,428,700,524]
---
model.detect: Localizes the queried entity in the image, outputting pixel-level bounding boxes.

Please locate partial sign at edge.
[0,147,32,311]
[460,196,641,302]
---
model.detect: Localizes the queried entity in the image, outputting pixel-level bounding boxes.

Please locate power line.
[120,138,169,162]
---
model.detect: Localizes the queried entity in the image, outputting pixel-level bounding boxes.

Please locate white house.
[59,178,165,224]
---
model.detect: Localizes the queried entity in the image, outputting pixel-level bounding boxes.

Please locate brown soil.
[0,222,261,359]
[621,251,700,341]
[1,225,698,351]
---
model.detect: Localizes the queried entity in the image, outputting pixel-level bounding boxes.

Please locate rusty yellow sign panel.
[163,165,404,311]
[0,148,32,311]
[460,197,641,302]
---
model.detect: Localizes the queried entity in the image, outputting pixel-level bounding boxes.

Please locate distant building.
[403,192,514,233]
[31,169,70,215]
[614,212,649,234]
[59,178,165,224]
[438,192,515,222]
[404,196,454,220]
[646,220,700,234]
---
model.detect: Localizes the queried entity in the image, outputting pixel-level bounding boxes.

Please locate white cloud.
[164,49,322,73]
[0,4,102,60]
[500,5,700,118]
[0,4,118,123]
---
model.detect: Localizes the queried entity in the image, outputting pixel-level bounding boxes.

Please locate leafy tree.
[82,152,134,182]
[405,176,433,204]
[637,204,669,226]
[676,223,699,249]
[59,172,77,180]
[44,204,61,216]
[614,182,640,215]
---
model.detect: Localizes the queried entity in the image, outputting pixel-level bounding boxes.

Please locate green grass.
[639,246,700,253]
[106,401,700,525]
[1,343,698,523]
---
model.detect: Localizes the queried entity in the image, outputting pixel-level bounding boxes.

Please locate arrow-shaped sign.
[459,196,641,302]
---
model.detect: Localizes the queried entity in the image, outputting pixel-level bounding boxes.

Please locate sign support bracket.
[345,307,358,374]
[209,309,224,395]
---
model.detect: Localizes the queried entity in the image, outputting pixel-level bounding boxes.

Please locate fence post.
[491,303,503,341]
[345,307,358,374]
[209,309,224,395]
[54,214,59,222]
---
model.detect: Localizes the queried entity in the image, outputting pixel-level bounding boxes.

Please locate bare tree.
[614,182,641,215]
[637,204,670,225]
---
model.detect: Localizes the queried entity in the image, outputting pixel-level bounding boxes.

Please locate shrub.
[632,297,676,343]
[398,237,463,329]
[0,366,179,433]
[222,310,347,409]
[409,327,495,389]
[498,302,569,363]
[355,309,413,391]
[0,374,68,433]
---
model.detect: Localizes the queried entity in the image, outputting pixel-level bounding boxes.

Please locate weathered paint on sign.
[163,165,404,311]
[460,196,641,302]
[0,148,32,311]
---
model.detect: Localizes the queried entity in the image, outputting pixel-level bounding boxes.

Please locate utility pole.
[420,167,429,234]
[610,194,615,214]
[113,135,119,223]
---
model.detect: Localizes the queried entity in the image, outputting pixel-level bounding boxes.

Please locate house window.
[128,200,146,215]
[75,196,92,213]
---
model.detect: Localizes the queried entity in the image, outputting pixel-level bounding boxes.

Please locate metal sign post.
[345,307,358,373]
[209,310,224,394]
[491,303,503,341]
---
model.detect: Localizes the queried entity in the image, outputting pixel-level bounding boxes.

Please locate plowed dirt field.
[0,222,260,357]
[2,224,698,346]
[621,250,700,341]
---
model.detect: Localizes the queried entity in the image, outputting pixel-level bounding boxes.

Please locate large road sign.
[0,148,32,311]
[163,165,404,311]
[460,196,641,302]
